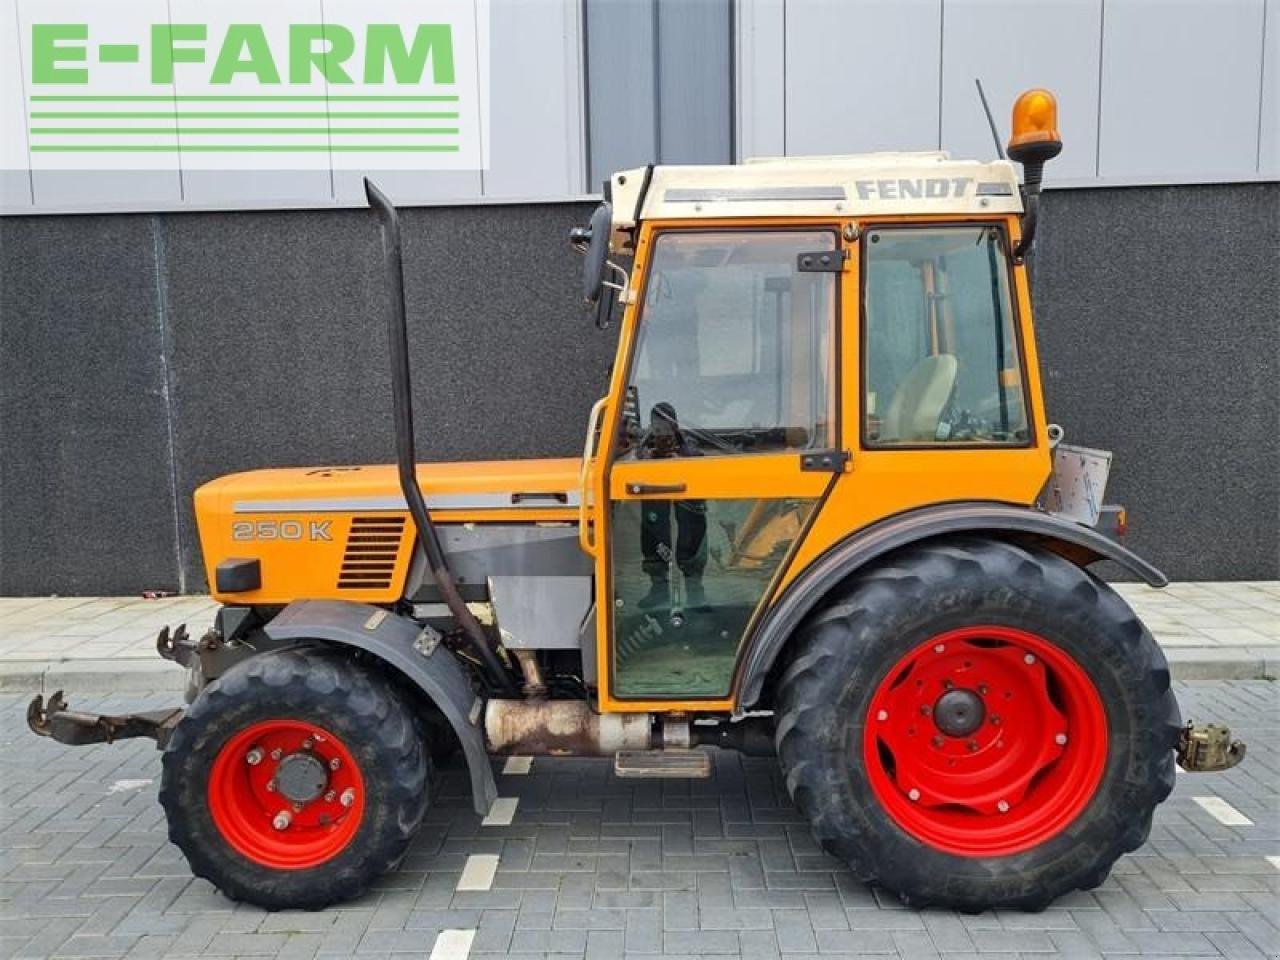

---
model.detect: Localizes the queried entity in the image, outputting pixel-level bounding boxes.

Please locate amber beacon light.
[1005,88,1063,261]
[1007,89,1063,164]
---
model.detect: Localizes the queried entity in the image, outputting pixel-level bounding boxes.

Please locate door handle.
[627,482,687,496]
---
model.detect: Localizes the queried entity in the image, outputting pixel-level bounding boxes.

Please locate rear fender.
[264,599,497,816]
[733,501,1167,712]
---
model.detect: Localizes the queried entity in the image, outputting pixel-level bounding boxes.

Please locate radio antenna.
[975,78,1005,160]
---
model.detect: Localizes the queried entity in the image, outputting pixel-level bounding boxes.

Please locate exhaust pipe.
[364,179,517,696]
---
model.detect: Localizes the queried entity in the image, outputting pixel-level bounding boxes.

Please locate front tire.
[160,646,430,910]
[775,537,1180,911]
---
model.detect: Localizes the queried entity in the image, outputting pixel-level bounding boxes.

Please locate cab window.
[617,230,837,459]
[863,226,1029,446]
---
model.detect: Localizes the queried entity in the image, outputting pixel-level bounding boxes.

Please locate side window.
[618,231,837,459]
[863,226,1029,446]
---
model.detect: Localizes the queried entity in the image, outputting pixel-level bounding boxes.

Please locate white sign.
[8,0,488,170]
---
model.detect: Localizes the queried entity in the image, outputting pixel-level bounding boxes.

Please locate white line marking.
[502,756,532,775]
[1266,855,1280,872]
[428,929,475,960]
[456,853,499,892]
[107,779,153,794]
[481,796,518,826]
[1193,795,1253,826]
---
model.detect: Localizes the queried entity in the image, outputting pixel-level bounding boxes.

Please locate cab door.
[591,224,846,710]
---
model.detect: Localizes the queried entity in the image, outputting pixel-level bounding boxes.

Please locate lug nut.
[265,779,277,793]
[339,788,356,808]
[272,811,292,830]
[292,803,303,813]
[977,684,989,696]
[934,644,945,654]
[245,747,264,766]
[329,757,341,771]
[966,739,979,752]
[908,788,920,801]
[876,710,889,721]
[270,748,282,760]
[302,737,315,750]
[931,735,944,748]
[989,714,1001,726]
[997,800,1010,813]
[324,790,336,802]
[919,704,931,715]
[1055,733,1068,746]
[1023,653,1036,665]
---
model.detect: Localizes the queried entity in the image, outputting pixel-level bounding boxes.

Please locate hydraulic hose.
[364,179,518,696]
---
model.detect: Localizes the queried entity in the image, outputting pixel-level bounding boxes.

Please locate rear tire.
[160,646,429,910]
[774,537,1180,911]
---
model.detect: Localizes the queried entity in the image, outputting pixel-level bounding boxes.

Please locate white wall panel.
[735,0,785,160]
[940,0,1102,180]
[483,0,584,198]
[18,0,182,208]
[784,0,942,155]
[1260,0,1278,174]
[170,0,333,206]
[1099,0,1266,180]
[0,0,32,209]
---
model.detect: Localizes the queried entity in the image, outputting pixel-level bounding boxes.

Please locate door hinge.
[796,249,848,273]
[800,449,850,472]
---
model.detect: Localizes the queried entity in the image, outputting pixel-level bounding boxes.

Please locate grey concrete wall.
[1,182,1276,595]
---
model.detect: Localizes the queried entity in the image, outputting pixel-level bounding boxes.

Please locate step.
[614,749,712,779]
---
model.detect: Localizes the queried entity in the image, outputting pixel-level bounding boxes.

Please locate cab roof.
[607,151,1022,252]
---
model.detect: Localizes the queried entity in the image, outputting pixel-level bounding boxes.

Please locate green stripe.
[31,95,459,102]
[31,112,459,119]
[31,128,460,135]
[31,144,461,152]
[98,44,139,63]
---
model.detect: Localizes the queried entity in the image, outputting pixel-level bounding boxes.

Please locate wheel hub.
[932,688,985,737]
[207,719,364,870]
[275,752,328,804]
[862,626,1108,857]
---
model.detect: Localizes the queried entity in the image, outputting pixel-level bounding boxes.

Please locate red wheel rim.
[863,626,1107,857]
[207,719,364,870]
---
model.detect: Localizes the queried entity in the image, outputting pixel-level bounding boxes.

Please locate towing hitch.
[1176,721,1246,772]
[27,691,182,748]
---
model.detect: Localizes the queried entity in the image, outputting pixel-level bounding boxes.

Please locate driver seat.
[879,354,958,442]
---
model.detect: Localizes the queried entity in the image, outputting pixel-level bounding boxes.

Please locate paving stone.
[0,680,1275,958]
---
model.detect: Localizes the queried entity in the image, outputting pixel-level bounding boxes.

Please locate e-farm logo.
[14,1,486,170]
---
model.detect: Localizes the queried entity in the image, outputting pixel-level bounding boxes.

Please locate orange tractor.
[30,89,1244,912]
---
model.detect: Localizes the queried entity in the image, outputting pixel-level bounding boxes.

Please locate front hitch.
[28,691,183,748]
[1176,721,1246,773]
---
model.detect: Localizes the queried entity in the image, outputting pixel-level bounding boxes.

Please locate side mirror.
[571,202,613,305]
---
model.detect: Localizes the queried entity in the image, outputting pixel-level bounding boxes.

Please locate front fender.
[733,501,1167,712]
[265,599,497,816]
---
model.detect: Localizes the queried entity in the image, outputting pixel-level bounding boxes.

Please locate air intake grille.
[338,516,407,590]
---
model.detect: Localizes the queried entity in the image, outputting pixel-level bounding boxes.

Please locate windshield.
[617,230,837,460]
[863,225,1030,446]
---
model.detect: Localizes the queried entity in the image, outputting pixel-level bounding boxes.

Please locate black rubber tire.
[774,536,1181,912]
[160,646,430,910]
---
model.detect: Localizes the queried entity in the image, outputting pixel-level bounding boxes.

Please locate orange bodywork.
[196,459,578,606]
[195,212,1051,715]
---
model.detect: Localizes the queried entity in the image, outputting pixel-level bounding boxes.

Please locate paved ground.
[1,583,1276,695]
[1,681,1276,960]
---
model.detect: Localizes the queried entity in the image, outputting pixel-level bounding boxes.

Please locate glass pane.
[617,231,836,460]
[863,226,1029,445]
[611,497,816,698]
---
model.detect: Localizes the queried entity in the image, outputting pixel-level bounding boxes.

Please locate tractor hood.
[194,458,581,604]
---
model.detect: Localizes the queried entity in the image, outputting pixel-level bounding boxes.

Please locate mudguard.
[265,599,497,816]
[734,501,1168,712]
